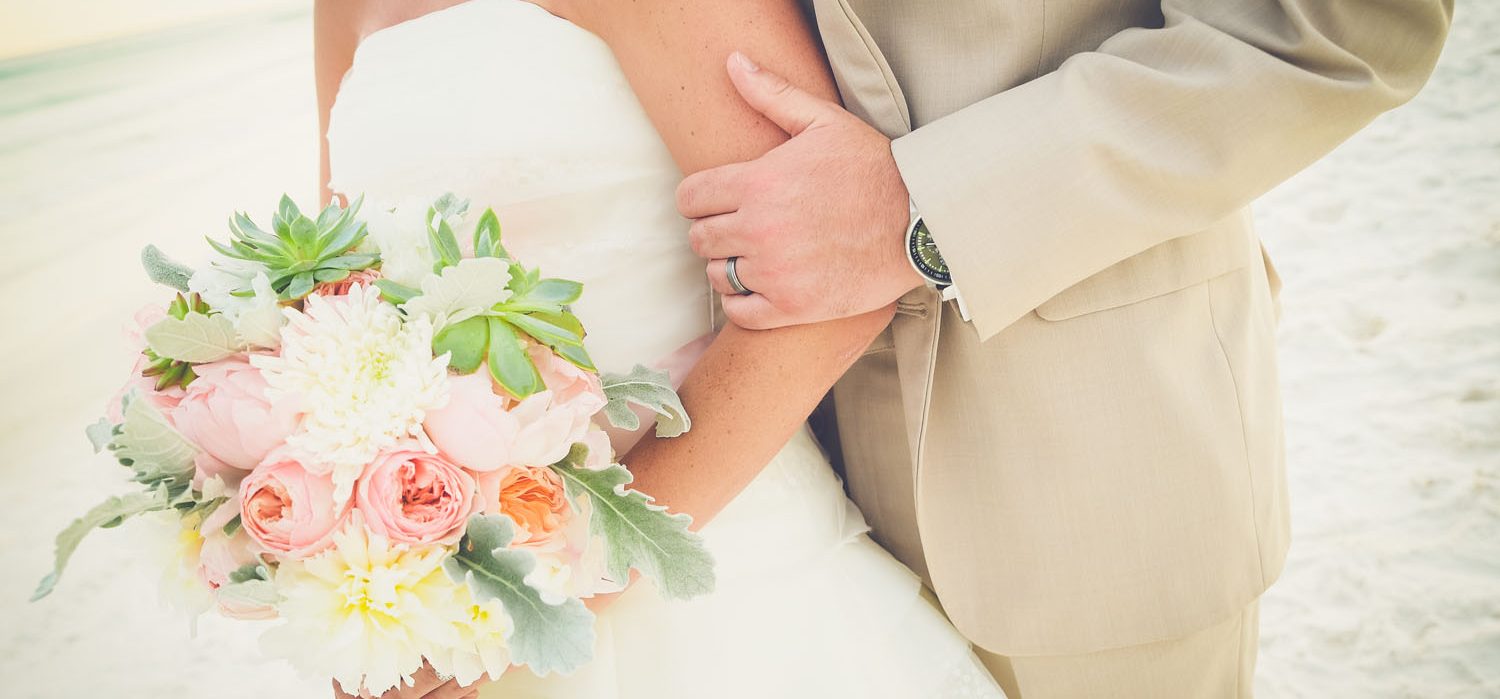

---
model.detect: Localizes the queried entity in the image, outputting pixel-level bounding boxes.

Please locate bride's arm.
[314,0,358,207]
[543,0,893,526]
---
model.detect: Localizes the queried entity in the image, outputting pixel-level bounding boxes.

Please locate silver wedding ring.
[725,256,753,296]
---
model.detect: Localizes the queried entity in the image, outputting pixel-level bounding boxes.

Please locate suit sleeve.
[891,0,1452,341]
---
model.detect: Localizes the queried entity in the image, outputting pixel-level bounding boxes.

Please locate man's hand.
[678,52,923,329]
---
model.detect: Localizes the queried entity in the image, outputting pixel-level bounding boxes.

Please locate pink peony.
[425,345,605,472]
[171,355,299,487]
[355,445,477,547]
[107,305,185,423]
[527,342,607,418]
[475,464,574,551]
[239,453,350,558]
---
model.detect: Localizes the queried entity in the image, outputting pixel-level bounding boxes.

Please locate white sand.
[0,4,1494,698]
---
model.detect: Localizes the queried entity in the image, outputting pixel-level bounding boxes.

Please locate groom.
[679,1,1452,696]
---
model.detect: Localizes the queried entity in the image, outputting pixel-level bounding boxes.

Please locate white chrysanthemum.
[252,285,450,500]
[264,521,468,695]
[427,587,513,687]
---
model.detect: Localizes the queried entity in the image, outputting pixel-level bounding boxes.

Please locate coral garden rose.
[424,369,598,473]
[313,268,382,297]
[355,445,477,547]
[240,453,350,558]
[476,464,573,551]
[172,355,299,486]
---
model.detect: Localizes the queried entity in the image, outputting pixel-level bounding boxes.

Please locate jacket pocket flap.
[1035,216,1256,321]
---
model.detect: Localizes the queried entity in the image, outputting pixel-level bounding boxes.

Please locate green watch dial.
[908,218,952,286]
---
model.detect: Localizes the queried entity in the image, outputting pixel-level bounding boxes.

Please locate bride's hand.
[331,662,484,699]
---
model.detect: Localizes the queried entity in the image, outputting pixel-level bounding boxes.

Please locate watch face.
[908,219,953,286]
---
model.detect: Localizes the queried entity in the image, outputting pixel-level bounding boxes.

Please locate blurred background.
[1,2,1495,697]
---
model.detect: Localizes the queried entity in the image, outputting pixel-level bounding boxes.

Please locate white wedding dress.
[327,2,1004,696]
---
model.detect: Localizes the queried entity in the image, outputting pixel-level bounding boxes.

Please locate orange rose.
[475,465,573,551]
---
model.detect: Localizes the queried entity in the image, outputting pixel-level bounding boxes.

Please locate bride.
[316,1,1004,697]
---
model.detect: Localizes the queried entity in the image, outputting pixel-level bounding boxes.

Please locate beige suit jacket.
[810,0,1452,656]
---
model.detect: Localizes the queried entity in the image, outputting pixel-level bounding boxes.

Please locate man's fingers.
[721,292,786,330]
[677,162,748,219]
[423,679,474,699]
[726,51,836,137]
[689,214,747,259]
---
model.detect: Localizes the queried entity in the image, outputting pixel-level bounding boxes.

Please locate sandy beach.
[0,3,1494,697]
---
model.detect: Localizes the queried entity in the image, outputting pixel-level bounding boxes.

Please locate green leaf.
[140,245,193,292]
[552,453,715,600]
[373,278,421,305]
[552,342,597,373]
[599,365,691,437]
[85,417,115,453]
[275,194,302,231]
[446,515,596,675]
[515,278,583,306]
[289,216,319,253]
[115,391,197,490]
[284,271,316,300]
[399,257,512,327]
[222,514,243,537]
[433,315,489,374]
[502,312,583,348]
[487,318,543,399]
[428,219,463,270]
[31,486,172,600]
[472,208,506,259]
[313,268,349,283]
[144,311,243,364]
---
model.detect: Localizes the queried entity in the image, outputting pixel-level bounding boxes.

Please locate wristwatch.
[904,200,971,320]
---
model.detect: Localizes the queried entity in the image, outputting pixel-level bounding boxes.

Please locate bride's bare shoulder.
[315,0,474,44]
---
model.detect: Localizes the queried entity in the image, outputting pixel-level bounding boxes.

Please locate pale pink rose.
[313,268,382,297]
[240,453,350,558]
[475,464,574,552]
[198,502,276,619]
[172,355,299,487]
[425,370,595,472]
[355,445,477,546]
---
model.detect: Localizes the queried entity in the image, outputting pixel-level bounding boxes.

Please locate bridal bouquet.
[31,194,714,694]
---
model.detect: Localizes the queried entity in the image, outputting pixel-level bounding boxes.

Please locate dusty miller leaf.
[400,257,512,329]
[551,452,714,600]
[599,365,691,438]
[445,515,595,675]
[32,485,172,600]
[115,391,197,490]
[144,311,244,363]
[85,417,115,453]
[218,564,279,608]
[140,244,194,292]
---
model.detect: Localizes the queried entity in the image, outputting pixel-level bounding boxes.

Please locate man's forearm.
[895,0,1452,340]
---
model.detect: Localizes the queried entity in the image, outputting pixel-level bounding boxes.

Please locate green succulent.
[207,194,378,301]
[374,195,595,400]
[139,292,211,391]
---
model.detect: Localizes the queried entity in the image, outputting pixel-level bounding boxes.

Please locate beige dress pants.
[974,599,1261,699]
